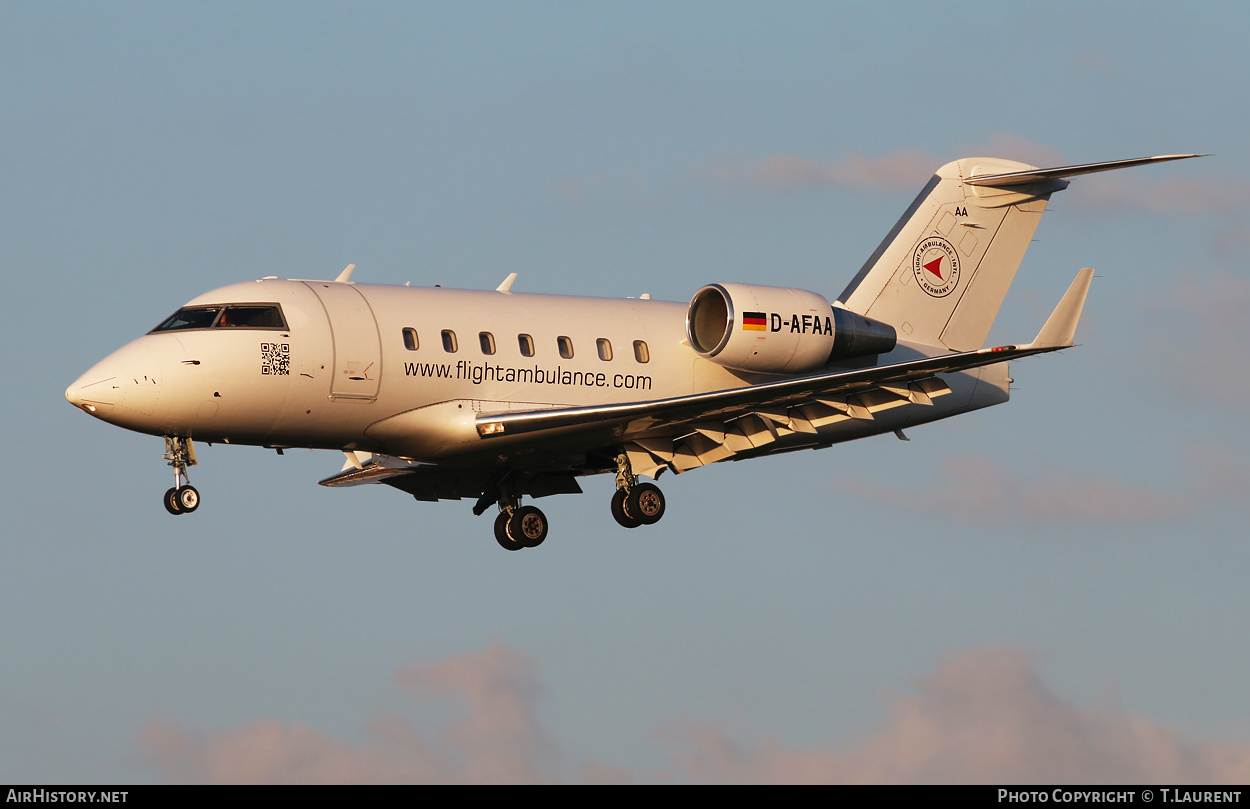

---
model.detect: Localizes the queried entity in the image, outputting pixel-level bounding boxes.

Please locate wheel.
[611,489,642,528]
[626,483,665,525]
[176,485,200,513]
[495,512,522,551]
[164,487,183,515]
[508,505,548,548]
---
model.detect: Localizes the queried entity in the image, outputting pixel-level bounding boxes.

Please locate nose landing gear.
[162,436,200,515]
[164,485,200,515]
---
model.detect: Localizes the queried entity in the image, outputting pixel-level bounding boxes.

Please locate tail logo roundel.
[912,236,961,298]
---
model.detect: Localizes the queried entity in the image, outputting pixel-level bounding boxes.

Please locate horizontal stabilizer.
[1026,268,1095,349]
[964,154,1204,187]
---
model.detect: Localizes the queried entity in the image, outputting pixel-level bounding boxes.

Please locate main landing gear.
[480,453,667,551]
[489,477,549,551]
[611,453,666,529]
[493,505,549,551]
[162,436,200,516]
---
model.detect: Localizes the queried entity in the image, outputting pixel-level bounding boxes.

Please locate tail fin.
[838,154,1202,351]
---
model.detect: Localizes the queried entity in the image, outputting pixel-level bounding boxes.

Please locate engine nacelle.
[686,283,896,374]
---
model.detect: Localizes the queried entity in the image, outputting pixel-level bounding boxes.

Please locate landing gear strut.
[612,452,665,528]
[162,436,200,515]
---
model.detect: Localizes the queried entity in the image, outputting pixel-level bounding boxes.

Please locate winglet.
[1026,268,1095,349]
[496,272,518,294]
[335,264,357,283]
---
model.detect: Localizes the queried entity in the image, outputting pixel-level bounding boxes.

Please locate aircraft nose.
[66,368,120,414]
[65,380,89,409]
[66,341,162,424]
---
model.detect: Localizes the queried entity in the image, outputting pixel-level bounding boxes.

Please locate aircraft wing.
[473,268,1094,473]
[318,450,435,486]
[479,345,1030,436]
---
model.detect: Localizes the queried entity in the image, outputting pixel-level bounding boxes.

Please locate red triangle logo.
[923,255,944,280]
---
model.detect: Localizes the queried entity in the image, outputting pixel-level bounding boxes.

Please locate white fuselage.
[66,278,1010,470]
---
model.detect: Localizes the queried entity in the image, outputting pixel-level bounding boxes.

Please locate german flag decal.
[742,311,767,331]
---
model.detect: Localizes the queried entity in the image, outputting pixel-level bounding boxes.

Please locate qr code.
[261,342,290,376]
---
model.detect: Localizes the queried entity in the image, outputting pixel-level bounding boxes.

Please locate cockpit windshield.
[217,305,286,328]
[151,304,287,333]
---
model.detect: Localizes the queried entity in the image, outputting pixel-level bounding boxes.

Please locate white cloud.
[699,133,1063,194]
[137,644,552,784]
[138,644,1250,784]
[699,134,1239,219]
[668,647,1250,784]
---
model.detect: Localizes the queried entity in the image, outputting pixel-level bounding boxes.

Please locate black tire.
[508,505,548,548]
[626,483,665,525]
[611,489,642,528]
[176,485,200,513]
[495,512,522,550]
[164,487,183,515]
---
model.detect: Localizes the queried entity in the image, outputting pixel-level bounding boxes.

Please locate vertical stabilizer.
[838,158,1065,351]
[838,153,1203,351]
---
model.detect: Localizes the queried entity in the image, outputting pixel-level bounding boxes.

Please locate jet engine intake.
[686,283,896,373]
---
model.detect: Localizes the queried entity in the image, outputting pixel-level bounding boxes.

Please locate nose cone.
[66,369,118,410]
[66,340,163,429]
[66,368,118,413]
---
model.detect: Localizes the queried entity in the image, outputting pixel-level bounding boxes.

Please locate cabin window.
[633,340,650,363]
[557,336,574,359]
[479,332,496,355]
[441,330,458,353]
[597,338,613,361]
[403,328,419,351]
[518,334,535,357]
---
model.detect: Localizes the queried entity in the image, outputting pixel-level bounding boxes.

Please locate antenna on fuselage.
[496,273,518,294]
[335,264,356,283]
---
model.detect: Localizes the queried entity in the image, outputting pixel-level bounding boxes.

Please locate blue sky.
[4,1,1249,783]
